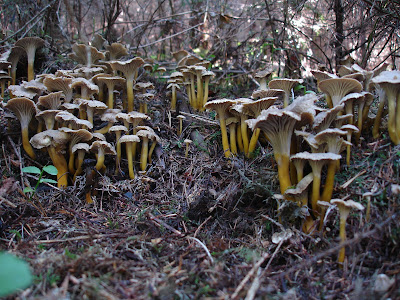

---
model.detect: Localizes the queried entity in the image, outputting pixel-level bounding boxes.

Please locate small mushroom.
[331,198,364,265]
[119,135,140,179]
[184,139,192,158]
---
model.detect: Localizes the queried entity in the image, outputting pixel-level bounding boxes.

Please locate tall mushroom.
[30,130,70,187]
[4,97,38,159]
[15,37,45,81]
[119,135,140,179]
[110,57,145,112]
[204,99,236,158]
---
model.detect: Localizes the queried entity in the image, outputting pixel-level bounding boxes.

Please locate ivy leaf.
[0,252,32,297]
[21,166,41,174]
[43,165,58,176]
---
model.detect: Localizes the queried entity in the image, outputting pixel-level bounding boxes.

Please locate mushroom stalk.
[247,128,261,157]
[125,142,135,179]
[275,153,292,194]
[22,125,36,160]
[126,75,135,112]
[372,90,386,139]
[48,147,68,188]
[218,110,231,158]
[140,137,149,171]
[338,212,348,265]
[228,123,238,155]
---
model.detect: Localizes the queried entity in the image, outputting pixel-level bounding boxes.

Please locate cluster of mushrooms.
[167,49,215,111]
[0,35,182,202]
[205,61,399,265]
[0,34,398,265]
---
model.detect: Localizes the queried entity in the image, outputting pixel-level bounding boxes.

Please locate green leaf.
[0,252,32,297]
[23,187,35,194]
[39,179,58,184]
[43,165,58,176]
[21,166,41,174]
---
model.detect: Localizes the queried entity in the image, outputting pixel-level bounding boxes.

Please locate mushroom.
[290,152,341,213]
[110,57,145,112]
[318,78,362,108]
[167,82,181,111]
[36,110,62,130]
[7,46,25,85]
[109,125,128,175]
[94,108,121,134]
[59,127,93,175]
[69,43,105,67]
[119,135,140,179]
[201,70,215,108]
[136,130,156,171]
[4,97,38,159]
[371,71,400,144]
[177,115,186,136]
[105,43,128,61]
[89,141,116,173]
[15,37,45,81]
[204,99,236,158]
[247,107,301,194]
[43,76,74,103]
[331,199,364,265]
[242,97,277,156]
[0,73,11,98]
[230,98,253,156]
[78,99,107,125]
[30,130,70,187]
[254,68,273,90]
[184,139,192,158]
[37,91,64,110]
[71,78,99,100]
[268,78,303,107]
[72,142,90,181]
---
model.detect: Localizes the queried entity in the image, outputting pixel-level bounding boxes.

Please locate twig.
[179,111,219,125]
[340,170,367,189]
[148,212,182,236]
[0,195,17,208]
[186,236,213,264]
[231,252,270,299]
[32,233,124,244]
[193,215,212,238]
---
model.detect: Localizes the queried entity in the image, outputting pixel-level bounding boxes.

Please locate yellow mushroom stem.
[185,84,192,108]
[73,150,86,182]
[125,142,135,179]
[48,146,68,188]
[95,149,106,173]
[114,132,123,175]
[190,74,197,109]
[217,110,231,158]
[140,137,149,171]
[320,161,338,203]
[240,115,249,155]
[228,123,238,155]
[247,128,260,157]
[203,77,211,108]
[196,73,203,111]
[170,86,177,111]
[275,153,292,194]
[372,96,386,138]
[148,140,157,164]
[338,211,348,265]
[236,124,244,153]
[22,126,36,160]
[68,148,76,174]
[126,75,135,112]
[386,89,399,144]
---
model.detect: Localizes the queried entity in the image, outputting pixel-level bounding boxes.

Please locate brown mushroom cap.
[15,37,45,58]
[110,57,145,79]
[30,129,69,149]
[268,78,303,106]
[241,97,277,117]
[251,88,285,101]
[43,76,74,103]
[119,134,140,144]
[105,43,128,60]
[72,142,90,153]
[172,50,189,62]
[318,78,362,107]
[37,91,64,110]
[90,140,116,155]
[36,109,62,130]
[4,97,37,127]
[313,104,345,132]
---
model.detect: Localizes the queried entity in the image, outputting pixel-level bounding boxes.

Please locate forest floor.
[0,61,399,299]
